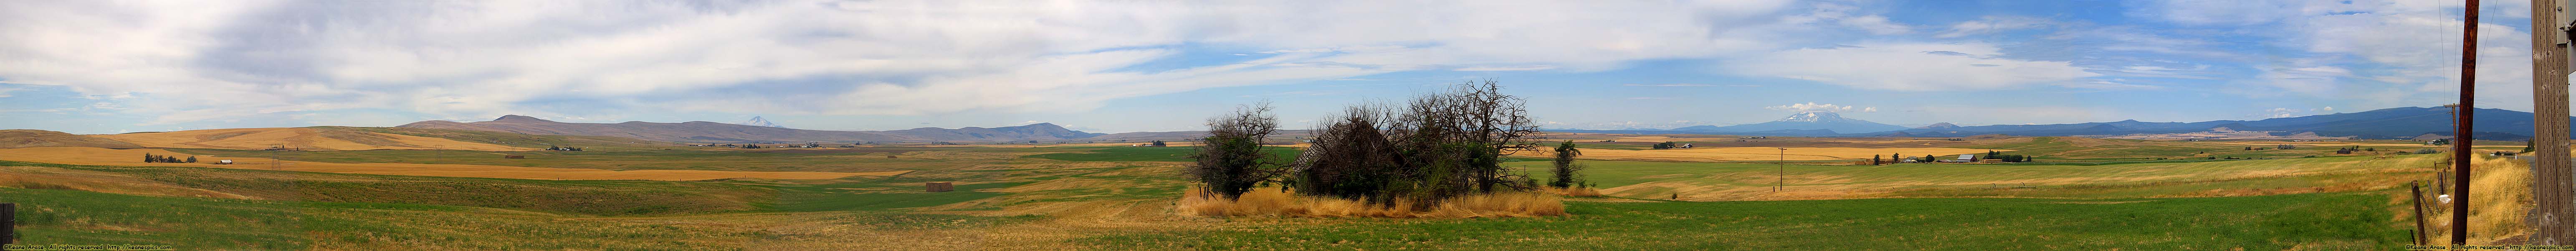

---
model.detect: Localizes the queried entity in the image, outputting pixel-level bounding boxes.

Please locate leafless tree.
[1292,103,1405,202]
[1189,102,1288,200]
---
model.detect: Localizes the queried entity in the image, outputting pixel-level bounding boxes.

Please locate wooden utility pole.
[2454,0,2480,246]
[2531,0,2576,245]
[3,203,15,245]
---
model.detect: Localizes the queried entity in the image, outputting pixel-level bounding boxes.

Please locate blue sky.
[0,0,2544,134]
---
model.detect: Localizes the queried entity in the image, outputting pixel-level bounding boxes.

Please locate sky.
[0,0,2549,134]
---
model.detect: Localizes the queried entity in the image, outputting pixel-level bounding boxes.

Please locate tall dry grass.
[2423,156,2533,244]
[1178,187,1566,218]
[1552,187,1604,197]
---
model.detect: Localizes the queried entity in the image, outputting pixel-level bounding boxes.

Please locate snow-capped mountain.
[1666,111,1910,135]
[735,116,787,128]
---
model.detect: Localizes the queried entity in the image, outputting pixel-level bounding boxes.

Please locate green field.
[0,138,2457,250]
[1074,192,2405,250]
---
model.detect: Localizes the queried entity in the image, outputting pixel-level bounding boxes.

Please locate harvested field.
[0,147,906,181]
[96,127,531,151]
[1516,154,2437,201]
[1551,146,2000,162]
[2183,141,2430,147]
[752,148,928,154]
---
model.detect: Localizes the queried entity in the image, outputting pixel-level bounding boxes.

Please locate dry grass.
[0,147,908,181]
[1553,187,1604,197]
[2423,156,2534,244]
[1176,187,1566,218]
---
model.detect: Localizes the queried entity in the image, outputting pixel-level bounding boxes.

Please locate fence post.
[2412,182,2429,245]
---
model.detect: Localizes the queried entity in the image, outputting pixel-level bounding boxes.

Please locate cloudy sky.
[0,0,2542,134]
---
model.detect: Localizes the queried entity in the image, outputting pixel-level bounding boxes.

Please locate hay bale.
[925,182,954,192]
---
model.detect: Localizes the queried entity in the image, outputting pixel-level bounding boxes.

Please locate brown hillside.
[0,129,144,149]
[397,115,1116,143]
[94,127,530,151]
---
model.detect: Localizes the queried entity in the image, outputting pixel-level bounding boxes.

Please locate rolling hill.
[396,115,1108,143]
[0,129,144,149]
[92,127,532,151]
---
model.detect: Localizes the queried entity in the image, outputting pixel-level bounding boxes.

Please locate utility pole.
[1776,148,1786,193]
[2531,0,2576,245]
[2453,0,2480,246]
[3,202,14,245]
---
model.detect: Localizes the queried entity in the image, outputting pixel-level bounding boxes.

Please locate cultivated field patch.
[0,147,906,181]
[1551,146,2000,162]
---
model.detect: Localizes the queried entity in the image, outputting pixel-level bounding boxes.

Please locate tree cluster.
[1650,142,1680,149]
[1192,80,1552,208]
[1979,151,2032,162]
[142,154,195,163]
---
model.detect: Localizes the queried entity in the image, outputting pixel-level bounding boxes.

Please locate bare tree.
[1292,104,1405,202]
[1189,102,1288,200]
[1384,80,1542,194]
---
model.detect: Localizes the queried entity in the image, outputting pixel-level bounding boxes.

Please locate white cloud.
[1727,42,2102,91]
[1765,102,1874,113]
[0,0,1837,125]
[1622,83,1759,87]
[1453,65,1559,72]
[1933,16,2051,38]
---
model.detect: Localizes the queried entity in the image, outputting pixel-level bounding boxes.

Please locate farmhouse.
[1949,154,1975,163]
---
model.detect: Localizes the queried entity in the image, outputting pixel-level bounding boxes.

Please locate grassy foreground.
[1076,192,2408,250]
[0,144,2438,250]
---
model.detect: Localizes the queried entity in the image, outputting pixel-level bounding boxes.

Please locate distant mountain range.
[397,115,1109,143]
[1663,111,1910,136]
[1554,107,2571,140]
[1876,106,2560,140]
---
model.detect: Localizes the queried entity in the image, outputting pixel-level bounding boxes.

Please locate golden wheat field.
[0,147,906,181]
[95,127,531,151]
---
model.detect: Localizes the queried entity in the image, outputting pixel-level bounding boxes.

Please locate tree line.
[142,153,195,163]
